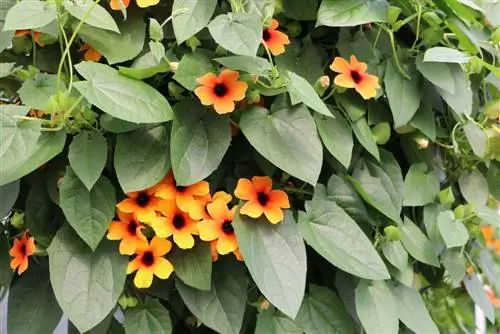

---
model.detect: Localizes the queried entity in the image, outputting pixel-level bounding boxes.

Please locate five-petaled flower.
[15,30,44,47]
[110,0,158,10]
[154,171,210,216]
[234,176,290,224]
[330,55,380,100]
[9,230,36,275]
[151,200,199,249]
[194,70,248,114]
[79,43,102,62]
[127,237,174,288]
[198,199,238,255]
[189,191,232,221]
[116,186,162,223]
[106,210,148,255]
[262,19,290,56]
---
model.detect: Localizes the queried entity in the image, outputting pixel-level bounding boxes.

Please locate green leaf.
[0,62,16,78]
[48,225,128,333]
[214,56,272,75]
[173,52,214,91]
[295,284,355,334]
[355,280,398,334]
[115,125,171,193]
[119,53,171,81]
[326,174,372,226]
[335,91,365,122]
[458,170,489,206]
[124,299,172,334]
[73,61,173,123]
[463,122,488,157]
[243,0,275,23]
[409,96,436,140]
[487,161,500,201]
[384,61,421,127]
[400,217,440,267]
[18,73,66,111]
[169,241,212,291]
[349,152,403,224]
[403,163,440,206]
[389,283,439,334]
[435,63,472,116]
[171,100,230,186]
[7,261,62,334]
[208,12,261,56]
[275,42,324,85]
[149,18,163,41]
[76,17,145,65]
[59,167,116,250]
[172,0,217,44]
[441,249,466,285]
[282,0,318,20]
[423,47,471,63]
[63,0,119,32]
[0,130,66,187]
[0,180,18,218]
[351,117,380,161]
[317,0,388,27]
[100,114,140,134]
[298,199,389,280]
[3,0,56,30]
[381,240,408,272]
[240,105,322,185]
[176,259,248,334]
[463,274,495,322]
[286,71,332,117]
[149,41,165,63]
[255,307,302,334]
[25,184,60,247]
[437,211,469,248]
[233,211,306,318]
[314,109,353,168]
[68,131,108,191]
[423,204,446,253]
[416,56,455,93]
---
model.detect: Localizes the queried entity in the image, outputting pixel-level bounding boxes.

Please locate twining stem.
[160,8,189,29]
[262,43,277,81]
[282,187,314,196]
[378,24,410,80]
[411,4,422,50]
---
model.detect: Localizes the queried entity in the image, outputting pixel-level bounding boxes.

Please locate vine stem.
[410,4,422,50]
[282,187,313,196]
[160,8,189,29]
[263,43,277,81]
[377,24,410,80]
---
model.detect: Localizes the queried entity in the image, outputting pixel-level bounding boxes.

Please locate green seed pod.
[372,122,391,145]
[438,187,455,204]
[384,225,401,241]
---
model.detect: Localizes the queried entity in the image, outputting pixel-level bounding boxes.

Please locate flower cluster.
[109,172,289,288]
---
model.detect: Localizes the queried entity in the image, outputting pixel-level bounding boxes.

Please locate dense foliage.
[0,0,499,333]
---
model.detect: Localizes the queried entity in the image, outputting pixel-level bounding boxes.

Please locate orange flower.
[154,171,210,215]
[9,231,36,275]
[484,285,500,308]
[480,225,500,253]
[79,43,102,62]
[262,19,290,56]
[210,240,243,262]
[127,237,174,288]
[151,200,199,249]
[199,199,238,255]
[234,176,290,224]
[116,186,162,223]
[189,191,232,221]
[106,210,149,255]
[15,30,44,47]
[110,0,158,10]
[194,70,248,114]
[330,55,380,100]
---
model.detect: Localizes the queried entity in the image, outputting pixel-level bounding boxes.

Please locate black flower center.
[136,192,150,207]
[213,83,228,97]
[257,192,269,206]
[141,251,155,267]
[176,185,186,193]
[127,220,138,235]
[222,221,234,235]
[20,244,27,255]
[350,70,362,84]
[173,214,185,229]
[262,29,271,41]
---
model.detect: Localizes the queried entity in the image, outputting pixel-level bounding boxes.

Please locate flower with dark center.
[116,186,161,223]
[234,176,290,224]
[127,237,174,289]
[9,230,36,275]
[173,214,185,229]
[194,70,248,114]
[107,211,148,255]
[330,55,380,100]
[136,192,150,207]
[261,19,290,56]
[221,221,234,235]
[199,199,239,255]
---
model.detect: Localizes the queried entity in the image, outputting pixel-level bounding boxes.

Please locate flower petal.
[195,86,216,106]
[188,181,210,196]
[25,237,36,255]
[153,258,174,279]
[150,236,172,256]
[17,258,28,274]
[198,219,221,241]
[234,178,257,201]
[349,55,367,73]
[268,190,290,209]
[135,207,157,223]
[10,257,21,271]
[330,57,351,74]
[263,205,284,224]
[355,75,378,100]
[213,99,235,114]
[217,235,238,254]
[136,0,159,8]
[227,81,248,101]
[176,193,197,214]
[210,241,219,262]
[196,72,218,87]
[119,238,137,255]
[173,231,195,249]
[219,69,239,84]
[157,199,177,217]
[252,176,272,193]
[233,248,243,261]
[213,191,232,203]
[85,48,102,62]
[134,268,154,288]
[127,258,141,274]
[270,19,279,30]
[334,73,356,88]
[207,199,229,222]
[107,221,126,240]
[109,0,131,10]
[116,198,138,213]
[240,200,264,219]
[151,217,174,238]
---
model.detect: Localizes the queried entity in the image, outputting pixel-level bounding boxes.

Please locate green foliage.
[1,0,499,333]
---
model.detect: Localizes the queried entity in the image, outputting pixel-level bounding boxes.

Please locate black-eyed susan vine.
[1,0,500,333]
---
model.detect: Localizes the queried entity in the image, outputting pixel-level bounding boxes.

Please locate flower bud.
[169,61,179,73]
[10,212,25,229]
[313,75,330,96]
[438,186,455,204]
[372,122,391,145]
[384,225,401,241]
[185,36,200,51]
[118,295,128,309]
[127,296,139,307]
[247,90,261,105]
[414,136,429,149]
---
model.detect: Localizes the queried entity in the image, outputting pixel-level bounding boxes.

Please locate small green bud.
[185,36,201,51]
[384,225,401,241]
[491,26,500,44]
[453,204,465,219]
[388,6,402,26]
[247,90,261,104]
[214,45,228,56]
[467,57,483,74]
[286,21,302,38]
[10,212,25,229]
[372,122,391,145]
[438,187,455,204]
[422,12,443,27]
[127,296,139,308]
[118,295,128,309]
[463,203,475,217]
[413,136,429,149]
